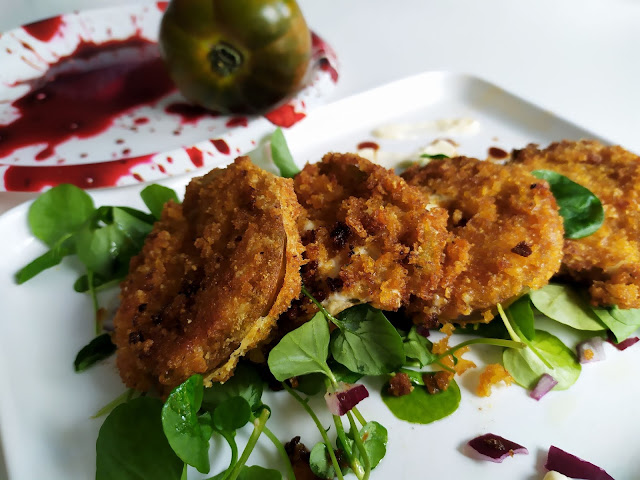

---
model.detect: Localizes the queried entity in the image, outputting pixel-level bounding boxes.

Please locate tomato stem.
[208,42,243,76]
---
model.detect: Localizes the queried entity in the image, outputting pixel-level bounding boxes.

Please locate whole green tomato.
[159,0,312,114]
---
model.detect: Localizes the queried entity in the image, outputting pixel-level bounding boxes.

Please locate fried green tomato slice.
[402,156,564,322]
[512,140,640,308]
[113,157,303,393]
[293,152,450,314]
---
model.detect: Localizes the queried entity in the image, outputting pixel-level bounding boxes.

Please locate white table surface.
[0,1,638,478]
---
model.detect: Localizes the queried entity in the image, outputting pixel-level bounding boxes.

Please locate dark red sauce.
[311,33,339,83]
[357,141,379,151]
[226,117,248,128]
[265,104,306,128]
[4,154,153,191]
[185,146,204,167]
[211,139,230,155]
[164,102,220,124]
[0,37,176,162]
[156,1,169,12]
[22,16,63,42]
[134,117,149,125]
[488,147,508,159]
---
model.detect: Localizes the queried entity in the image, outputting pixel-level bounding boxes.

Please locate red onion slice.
[530,373,558,401]
[416,324,431,337]
[607,335,639,351]
[324,382,369,416]
[577,337,606,363]
[545,445,614,480]
[467,433,528,463]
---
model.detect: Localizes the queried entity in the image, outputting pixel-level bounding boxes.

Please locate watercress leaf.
[270,128,299,178]
[207,465,282,480]
[455,319,509,339]
[592,305,640,343]
[15,244,72,284]
[268,312,331,381]
[75,224,127,277]
[503,329,581,390]
[331,305,405,375]
[202,362,264,412]
[117,206,156,225]
[161,375,211,474]
[111,207,154,247]
[403,326,435,367]
[420,153,449,159]
[213,396,251,432]
[73,271,114,293]
[505,296,536,341]
[381,379,461,424]
[398,368,424,386]
[531,170,604,239]
[309,442,338,479]
[140,184,180,219]
[292,373,326,396]
[359,421,387,469]
[28,183,95,246]
[74,333,116,372]
[96,397,183,480]
[328,358,363,383]
[529,283,606,331]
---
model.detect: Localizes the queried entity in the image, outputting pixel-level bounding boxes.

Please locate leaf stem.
[87,270,101,336]
[498,303,553,369]
[262,426,296,480]
[332,414,364,479]
[351,407,367,428]
[91,388,137,418]
[497,303,521,342]
[347,411,371,480]
[224,407,270,480]
[218,430,239,475]
[282,383,346,480]
[301,285,343,328]
[435,337,525,361]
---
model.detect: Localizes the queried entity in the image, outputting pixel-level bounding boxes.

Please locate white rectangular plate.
[0,72,635,480]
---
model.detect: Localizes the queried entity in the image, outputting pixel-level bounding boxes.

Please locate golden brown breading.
[113,157,304,393]
[402,156,565,322]
[294,152,450,314]
[511,140,640,308]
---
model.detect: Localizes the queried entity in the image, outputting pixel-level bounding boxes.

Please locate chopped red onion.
[467,433,528,463]
[607,334,639,351]
[530,373,558,401]
[324,382,369,416]
[416,324,431,337]
[577,337,605,364]
[545,445,614,480]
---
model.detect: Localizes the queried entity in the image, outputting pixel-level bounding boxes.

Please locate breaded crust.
[402,157,565,322]
[294,152,450,314]
[113,157,304,393]
[512,140,640,308]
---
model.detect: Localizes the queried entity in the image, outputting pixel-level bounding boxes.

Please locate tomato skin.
[159,0,312,114]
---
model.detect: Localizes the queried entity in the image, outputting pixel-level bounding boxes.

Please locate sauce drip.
[22,16,63,42]
[0,37,176,162]
[226,117,248,128]
[357,141,380,151]
[185,146,204,167]
[211,139,230,155]
[164,102,220,124]
[265,104,305,128]
[488,147,508,159]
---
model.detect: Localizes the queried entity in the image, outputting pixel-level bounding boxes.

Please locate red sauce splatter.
[226,116,248,128]
[158,164,166,173]
[166,156,173,163]
[22,16,63,42]
[4,154,154,192]
[134,117,149,125]
[488,147,508,159]
[319,58,339,83]
[357,141,379,151]
[311,32,339,83]
[265,104,306,128]
[156,1,169,11]
[122,148,131,155]
[211,139,230,155]
[185,146,204,167]
[0,37,176,162]
[165,102,220,124]
[132,173,144,182]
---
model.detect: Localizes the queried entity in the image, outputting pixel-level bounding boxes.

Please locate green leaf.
[309,442,338,479]
[96,397,184,480]
[28,183,95,246]
[74,333,116,372]
[270,128,299,178]
[202,363,264,412]
[529,283,606,331]
[212,396,251,432]
[328,358,364,383]
[503,329,581,390]
[359,421,387,469]
[161,375,212,474]
[268,312,332,381]
[531,170,604,239]
[15,244,72,284]
[331,305,405,375]
[207,465,282,480]
[292,373,326,396]
[381,379,461,424]
[402,326,435,367]
[505,296,536,341]
[419,153,449,159]
[140,184,179,220]
[592,305,640,343]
